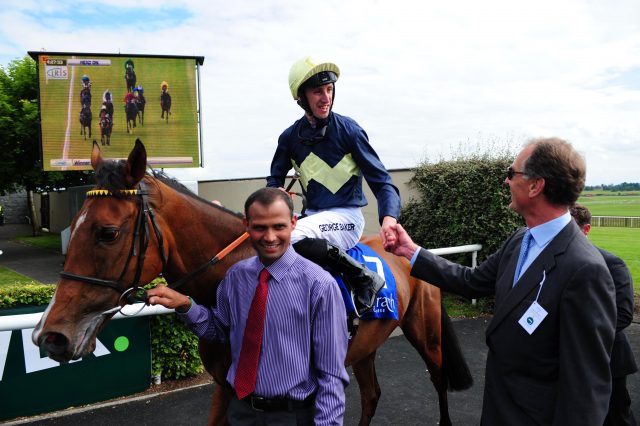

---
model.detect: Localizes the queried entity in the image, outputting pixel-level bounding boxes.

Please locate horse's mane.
[93,161,244,219]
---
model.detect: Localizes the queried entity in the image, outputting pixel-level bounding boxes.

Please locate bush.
[401,145,525,313]
[402,149,523,263]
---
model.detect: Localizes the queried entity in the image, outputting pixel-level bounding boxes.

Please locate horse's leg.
[346,319,397,426]
[351,351,381,426]
[400,282,452,426]
[199,341,232,426]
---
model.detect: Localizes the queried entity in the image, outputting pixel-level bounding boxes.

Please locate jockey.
[160,81,169,92]
[102,89,112,103]
[267,56,401,316]
[124,58,134,71]
[123,91,136,105]
[81,75,91,90]
[134,85,146,102]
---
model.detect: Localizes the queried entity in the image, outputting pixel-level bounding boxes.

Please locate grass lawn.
[577,193,640,217]
[0,266,38,286]
[13,233,62,252]
[588,227,639,292]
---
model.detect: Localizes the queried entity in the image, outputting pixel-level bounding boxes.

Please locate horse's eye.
[98,227,119,242]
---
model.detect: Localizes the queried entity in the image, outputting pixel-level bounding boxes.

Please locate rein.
[60,181,248,316]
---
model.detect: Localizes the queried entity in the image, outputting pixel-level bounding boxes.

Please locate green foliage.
[585,182,640,192]
[0,284,55,307]
[401,149,524,265]
[149,314,204,379]
[0,55,93,195]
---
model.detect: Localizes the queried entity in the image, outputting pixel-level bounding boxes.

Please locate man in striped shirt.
[148,187,349,425]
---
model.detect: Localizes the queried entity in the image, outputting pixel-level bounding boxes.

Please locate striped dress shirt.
[180,246,349,426]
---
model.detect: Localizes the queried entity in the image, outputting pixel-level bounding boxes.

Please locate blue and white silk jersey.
[267,112,401,224]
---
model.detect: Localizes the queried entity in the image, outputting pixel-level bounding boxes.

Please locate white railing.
[429,244,483,305]
[0,244,483,331]
[0,304,174,332]
[591,216,640,228]
[428,244,482,268]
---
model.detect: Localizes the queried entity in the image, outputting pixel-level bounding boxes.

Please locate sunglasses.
[506,167,526,180]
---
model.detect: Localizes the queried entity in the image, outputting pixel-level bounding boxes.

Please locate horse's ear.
[124,139,147,187]
[90,140,103,171]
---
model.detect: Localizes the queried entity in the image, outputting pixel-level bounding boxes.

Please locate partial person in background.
[570,203,637,426]
[385,137,617,425]
[268,56,401,316]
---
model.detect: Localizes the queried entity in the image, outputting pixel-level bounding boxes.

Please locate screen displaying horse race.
[30,52,204,171]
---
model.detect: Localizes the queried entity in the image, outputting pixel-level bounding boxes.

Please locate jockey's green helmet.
[288,57,340,100]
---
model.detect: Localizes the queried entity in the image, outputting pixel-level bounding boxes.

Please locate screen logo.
[45,66,68,80]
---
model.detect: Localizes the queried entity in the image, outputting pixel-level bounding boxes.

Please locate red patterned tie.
[234,268,270,399]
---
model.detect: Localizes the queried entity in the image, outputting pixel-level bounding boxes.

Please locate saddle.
[333,243,398,335]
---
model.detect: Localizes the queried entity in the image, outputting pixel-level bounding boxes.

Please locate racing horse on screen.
[160,81,171,122]
[79,104,92,139]
[32,140,472,426]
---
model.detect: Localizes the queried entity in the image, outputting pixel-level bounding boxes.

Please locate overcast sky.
[1,0,639,186]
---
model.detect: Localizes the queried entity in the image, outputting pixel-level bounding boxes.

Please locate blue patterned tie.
[513,230,532,286]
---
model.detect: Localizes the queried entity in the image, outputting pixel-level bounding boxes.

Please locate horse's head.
[32,140,167,362]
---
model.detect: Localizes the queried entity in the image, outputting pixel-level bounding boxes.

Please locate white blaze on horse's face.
[69,209,88,245]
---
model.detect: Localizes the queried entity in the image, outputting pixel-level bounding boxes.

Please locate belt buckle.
[250,395,265,412]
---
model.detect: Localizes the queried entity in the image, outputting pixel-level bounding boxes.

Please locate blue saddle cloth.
[334,243,398,320]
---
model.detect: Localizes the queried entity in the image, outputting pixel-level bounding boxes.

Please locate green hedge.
[401,148,524,313]
[402,152,523,263]
[0,281,203,381]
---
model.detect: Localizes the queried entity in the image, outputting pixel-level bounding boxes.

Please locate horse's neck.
[154,186,252,302]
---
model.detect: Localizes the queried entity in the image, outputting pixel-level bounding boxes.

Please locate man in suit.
[385,137,617,425]
[570,203,637,426]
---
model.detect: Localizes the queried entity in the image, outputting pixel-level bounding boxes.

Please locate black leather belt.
[241,393,316,412]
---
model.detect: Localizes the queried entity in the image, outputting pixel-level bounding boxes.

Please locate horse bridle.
[60,181,168,315]
[59,181,249,316]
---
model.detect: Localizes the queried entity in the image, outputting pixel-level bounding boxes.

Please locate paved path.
[3,318,639,426]
[0,224,62,284]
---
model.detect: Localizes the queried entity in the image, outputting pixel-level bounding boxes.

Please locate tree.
[0,56,93,234]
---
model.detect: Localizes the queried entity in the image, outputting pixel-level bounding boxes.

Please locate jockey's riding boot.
[293,238,385,316]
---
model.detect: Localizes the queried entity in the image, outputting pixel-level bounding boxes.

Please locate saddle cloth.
[334,243,398,320]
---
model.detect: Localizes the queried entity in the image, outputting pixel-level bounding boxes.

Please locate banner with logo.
[0,306,151,421]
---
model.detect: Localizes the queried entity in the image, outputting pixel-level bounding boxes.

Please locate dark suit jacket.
[411,220,616,425]
[598,248,638,378]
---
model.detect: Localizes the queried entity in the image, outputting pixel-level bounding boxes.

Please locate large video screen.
[29,52,204,171]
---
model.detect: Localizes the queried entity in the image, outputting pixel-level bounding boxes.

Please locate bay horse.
[134,90,146,125]
[99,108,112,146]
[32,140,472,426]
[79,104,92,139]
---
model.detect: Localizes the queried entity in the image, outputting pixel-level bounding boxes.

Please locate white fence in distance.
[591,216,640,228]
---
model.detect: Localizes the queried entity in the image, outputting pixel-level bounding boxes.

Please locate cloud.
[1,0,639,185]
